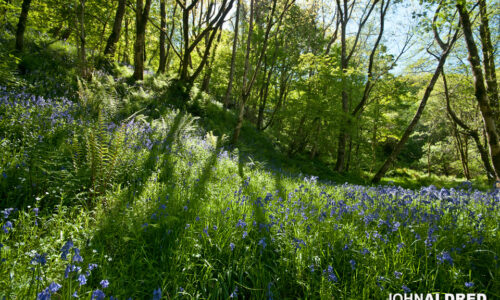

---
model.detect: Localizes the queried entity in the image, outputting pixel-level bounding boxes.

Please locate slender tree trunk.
[224,0,240,109]
[104,0,126,57]
[98,19,109,55]
[157,0,166,73]
[133,0,144,79]
[334,0,349,172]
[262,72,289,130]
[123,15,129,63]
[176,0,233,85]
[346,118,360,172]
[201,30,222,92]
[189,1,235,85]
[334,0,380,172]
[457,3,500,181]
[179,3,190,81]
[232,0,289,143]
[201,3,212,90]
[257,65,273,130]
[164,4,178,71]
[372,29,458,183]
[447,82,470,180]
[427,139,431,176]
[133,0,152,81]
[478,0,499,130]
[15,0,32,52]
[351,0,390,117]
[345,135,353,172]
[310,119,321,159]
[288,114,307,156]
[78,0,89,79]
[233,0,255,144]
[442,69,496,181]
[370,98,380,173]
[452,122,470,180]
[464,137,469,177]
[147,46,157,65]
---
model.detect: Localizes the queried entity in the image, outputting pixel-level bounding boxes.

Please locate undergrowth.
[0,39,497,299]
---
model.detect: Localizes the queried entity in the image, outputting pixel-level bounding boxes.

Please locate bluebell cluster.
[0,87,77,128]
[1,83,498,297]
[0,208,164,299]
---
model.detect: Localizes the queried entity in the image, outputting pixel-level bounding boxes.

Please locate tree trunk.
[201,30,222,92]
[443,69,496,181]
[372,29,458,183]
[164,4,177,72]
[104,0,127,57]
[232,0,255,144]
[452,123,470,180]
[335,91,349,172]
[98,18,109,56]
[351,0,390,117]
[310,119,321,159]
[179,2,190,81]
[334,0,380,172]
[157,0,166,73]
[457,3,500,181]
[345,134,353,172]
[427,139,431,176]
[123,15,129,63]
[370,98,380,173]
[257,65,273,130]
[288,114,307,156]
[224,0,240,109]
[133,0,152,81]
[15,0,32,52]
[262,72,289,130]
[478,0,499,131]
[78,0,89,79]
[334,0,349,172]
[176,0,233,85]
[232,0,290,143]
[463,136,470,179]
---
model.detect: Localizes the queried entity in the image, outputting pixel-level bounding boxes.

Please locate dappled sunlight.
[1,0,499,298]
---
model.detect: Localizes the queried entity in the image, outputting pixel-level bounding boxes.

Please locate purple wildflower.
[153,288,162,300]
[100,279,109,288]
[323,265,338,282]
[91,290,105,300]
[48,282,62,293]
[77,274,87,286]
[258,238,267,249]
[229,286,238,298]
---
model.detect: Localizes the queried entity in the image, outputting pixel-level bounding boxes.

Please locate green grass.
[0,39,498,299]
[1,100,499,298]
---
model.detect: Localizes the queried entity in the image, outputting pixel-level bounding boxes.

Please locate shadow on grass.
[89,114,225,298]
[233,149,287,298]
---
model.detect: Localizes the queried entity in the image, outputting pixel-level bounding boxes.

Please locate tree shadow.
[234,149,287,298]
[119,111,184,207]
[89,116,225,298]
